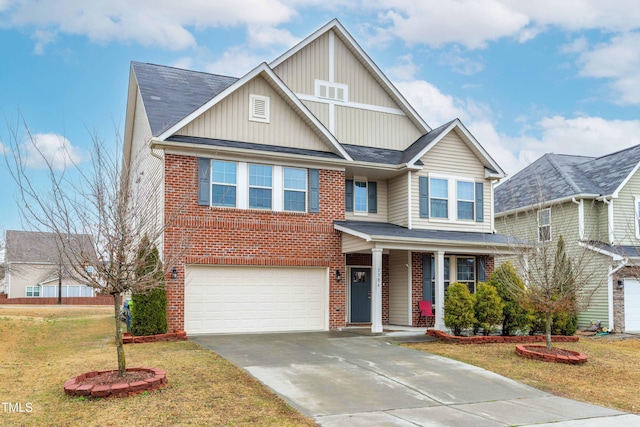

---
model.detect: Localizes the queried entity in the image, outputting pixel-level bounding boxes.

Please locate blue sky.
[1,1,640,234]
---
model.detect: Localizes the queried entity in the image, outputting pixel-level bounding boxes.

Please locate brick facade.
[163,154,346,331]
[612,266,640,332]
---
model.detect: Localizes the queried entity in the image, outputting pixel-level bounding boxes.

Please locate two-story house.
[495,145,640,333]
[124,19,518,335]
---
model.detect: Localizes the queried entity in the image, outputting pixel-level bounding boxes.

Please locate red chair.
[418,300,434,327]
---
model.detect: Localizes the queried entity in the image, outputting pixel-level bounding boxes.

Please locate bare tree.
[5,121,187,375]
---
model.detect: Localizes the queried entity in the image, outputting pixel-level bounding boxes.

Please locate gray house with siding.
[495,144,640,332]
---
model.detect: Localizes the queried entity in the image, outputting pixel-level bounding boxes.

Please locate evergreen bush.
[444,282,476,336]
[131,238,168,336]
[473,282,504,335]
[487,262,530,336]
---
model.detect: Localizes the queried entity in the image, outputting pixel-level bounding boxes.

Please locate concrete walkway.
[192,330,640,426]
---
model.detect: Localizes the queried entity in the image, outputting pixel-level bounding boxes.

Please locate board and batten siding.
[335,106,422,150]
[411,131,491,232]
[177,76,332,153]
[388,173,409,227]
[273,32,329,96]
[612,170,640,245]
[388,250,411,325]
[345,179,388,222]
[302,100,329,128]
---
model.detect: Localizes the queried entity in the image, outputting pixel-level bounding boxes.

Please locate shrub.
[130,238,168,336]
[487,262,530,336]
[444,282,476,336]
[473,283,504,335]
[529,309,578,336]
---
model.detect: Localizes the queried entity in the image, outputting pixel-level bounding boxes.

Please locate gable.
[177,75,333,154]
[420,129,486,178]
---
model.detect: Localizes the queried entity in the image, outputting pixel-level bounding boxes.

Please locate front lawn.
[0,306,314,426]
[405,335,640,414]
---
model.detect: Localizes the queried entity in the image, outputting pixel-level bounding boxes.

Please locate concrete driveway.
[192,331,640,426]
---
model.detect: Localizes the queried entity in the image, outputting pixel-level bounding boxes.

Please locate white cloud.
[204,47,268,77]
[247,25,299,49]
[171,57,194,70]
[2,0,296,51]
[22,133,83,170]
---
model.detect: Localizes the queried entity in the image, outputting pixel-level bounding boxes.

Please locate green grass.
[0,306,314,426]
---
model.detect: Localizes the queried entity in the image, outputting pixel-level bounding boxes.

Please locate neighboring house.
[495,145,640,332]
[124,19,519,335]
[4,230,95,300]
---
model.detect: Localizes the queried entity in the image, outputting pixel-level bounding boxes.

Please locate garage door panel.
[185,266,327,334]
[625,279,640,332]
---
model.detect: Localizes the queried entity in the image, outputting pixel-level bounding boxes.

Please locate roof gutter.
[495,193,600,218]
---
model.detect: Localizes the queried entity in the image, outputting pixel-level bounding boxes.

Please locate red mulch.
[77,371,154,387]
[521,345,576,357]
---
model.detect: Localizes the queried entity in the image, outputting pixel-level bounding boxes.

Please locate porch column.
[371,248,383,333]
[434,251,446,330]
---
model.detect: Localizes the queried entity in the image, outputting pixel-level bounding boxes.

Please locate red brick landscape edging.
[515,344,587,364]
[122,330,187,344]
[426,329,579,344]
[64,367,167,398]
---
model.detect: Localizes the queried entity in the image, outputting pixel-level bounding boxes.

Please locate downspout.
[602,197,614,244]
[572,198,584,240]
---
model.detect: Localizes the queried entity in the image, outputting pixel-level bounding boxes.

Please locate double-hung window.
[284,167,307,212]
[456,257,476,293]
[249,164,273,209]
[430,178,449,219]
[538,208,551,242]
[26,286,40,297]
[212,160,237,207]
[354,181,368,213]
[456,181,475,220]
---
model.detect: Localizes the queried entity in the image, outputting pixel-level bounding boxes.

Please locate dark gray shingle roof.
[495,144,640,214]
[132,62,238,137]
[167,135,342,160]
[400,120,455,164]
[342,144,423,165]
[334,220,522,246]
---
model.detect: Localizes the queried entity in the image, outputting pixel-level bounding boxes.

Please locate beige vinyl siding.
[7,263,87,298]
[273,32,329,95]
[333,35,396,108]
[411,131,491,232]
[302,100,329,128]
[131,90,164,248]
[341,234,373,253]
[612,170,640,245]
[388,173,409,227]
[345,179,388,222]
[388,250,410,325]
[177,76,332,153]
[336,106,421,150]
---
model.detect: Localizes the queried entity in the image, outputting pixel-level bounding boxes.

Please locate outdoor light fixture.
[172,267,178,279]
[618,279,624,289]
[336,269,341,282]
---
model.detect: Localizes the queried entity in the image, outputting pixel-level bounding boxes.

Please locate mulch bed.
[78,370,154,386]
[515,344,587,364]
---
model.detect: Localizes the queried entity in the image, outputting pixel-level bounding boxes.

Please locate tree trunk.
[57,265,62,305]
[545,310,552,350]
[113,293,126,375]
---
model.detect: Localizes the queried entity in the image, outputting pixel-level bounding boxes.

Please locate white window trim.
[427,174,480,223]
[314,79,348,102]
[353,177,368,215]
[456,179,475,222]
[248,163,274,210]
[249,94,270,123]
[211,160,238,208]
[283,167,307,213]
[26,285,41,297]
[428,176,450,221]
[635,196,640,239]
[538,208,552,242]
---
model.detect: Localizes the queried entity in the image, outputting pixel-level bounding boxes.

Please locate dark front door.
[350,268,371,323]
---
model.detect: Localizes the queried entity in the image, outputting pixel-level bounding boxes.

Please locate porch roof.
[334,220,525,253]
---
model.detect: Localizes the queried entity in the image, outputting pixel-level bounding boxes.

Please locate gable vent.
[250,94,270,123]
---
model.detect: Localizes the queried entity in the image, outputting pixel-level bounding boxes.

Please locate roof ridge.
[546,154,583,194]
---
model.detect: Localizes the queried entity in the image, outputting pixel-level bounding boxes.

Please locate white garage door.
[625,279,640,332]
[185,265,328,335]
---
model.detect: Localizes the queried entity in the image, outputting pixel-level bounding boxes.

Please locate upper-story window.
[345,179,377,214]
[456,180,475,221]
[430,178,449,219]
[315,80,348,102]
[284,167,307,212]
[538,208,552,242]
[249,164,273,209]
[212,160,237,207]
